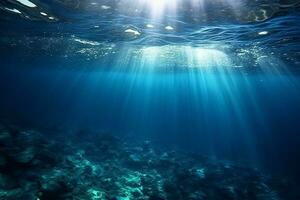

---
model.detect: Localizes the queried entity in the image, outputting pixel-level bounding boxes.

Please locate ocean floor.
[0,123,299,200]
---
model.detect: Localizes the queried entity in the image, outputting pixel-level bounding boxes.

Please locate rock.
[0,129,12,147]
[39,171,73,200]
[116,196,130,200]
[0,188,24,200]
[129,154,141,163]
[191,168,206,180]
[188,191,206,200]
[160,152,169,161]
[125,153,147,169]
[87,188,104,200]
[13,147,35,164]
[0,173,17,189]
[0,155,6,167]
[0,130,39,164]
[142,140,151,151]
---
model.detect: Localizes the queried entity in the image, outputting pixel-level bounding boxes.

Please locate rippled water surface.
[1,0,300,68]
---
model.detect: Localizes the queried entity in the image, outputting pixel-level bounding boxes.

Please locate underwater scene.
[0,0,300,199]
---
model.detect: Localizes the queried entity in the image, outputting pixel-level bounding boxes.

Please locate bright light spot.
[147,0,167,16]
[192,47,230,67]
[135,0,177,20]
[94,25,100,28]
[125,29,141,36]
[48,16,55,20]
[40,12,47,16]
[232,65,244,68]
[101,5,111,10]
[16,0,37,8]
[5,8,21,14]
[165,26,174,30]
[139,45,230,68]
[74,38,100,46]
[258,31,268,35]
[119,0,245,24]
[146,24,154,28]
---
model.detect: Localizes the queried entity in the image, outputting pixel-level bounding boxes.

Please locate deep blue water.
[1,0,300,182]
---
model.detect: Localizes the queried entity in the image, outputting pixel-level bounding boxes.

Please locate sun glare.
[138,0,178,19]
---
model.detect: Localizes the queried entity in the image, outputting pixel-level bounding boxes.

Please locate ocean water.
[0,0,300,199]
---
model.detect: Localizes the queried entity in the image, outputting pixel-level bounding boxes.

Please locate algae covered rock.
[0,129,12,146]
[0,123,298,200]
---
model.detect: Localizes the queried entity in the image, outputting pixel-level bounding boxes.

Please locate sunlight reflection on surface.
[139,45,231,68]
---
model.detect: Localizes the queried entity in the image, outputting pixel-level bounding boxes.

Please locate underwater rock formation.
[0,123,299,200]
